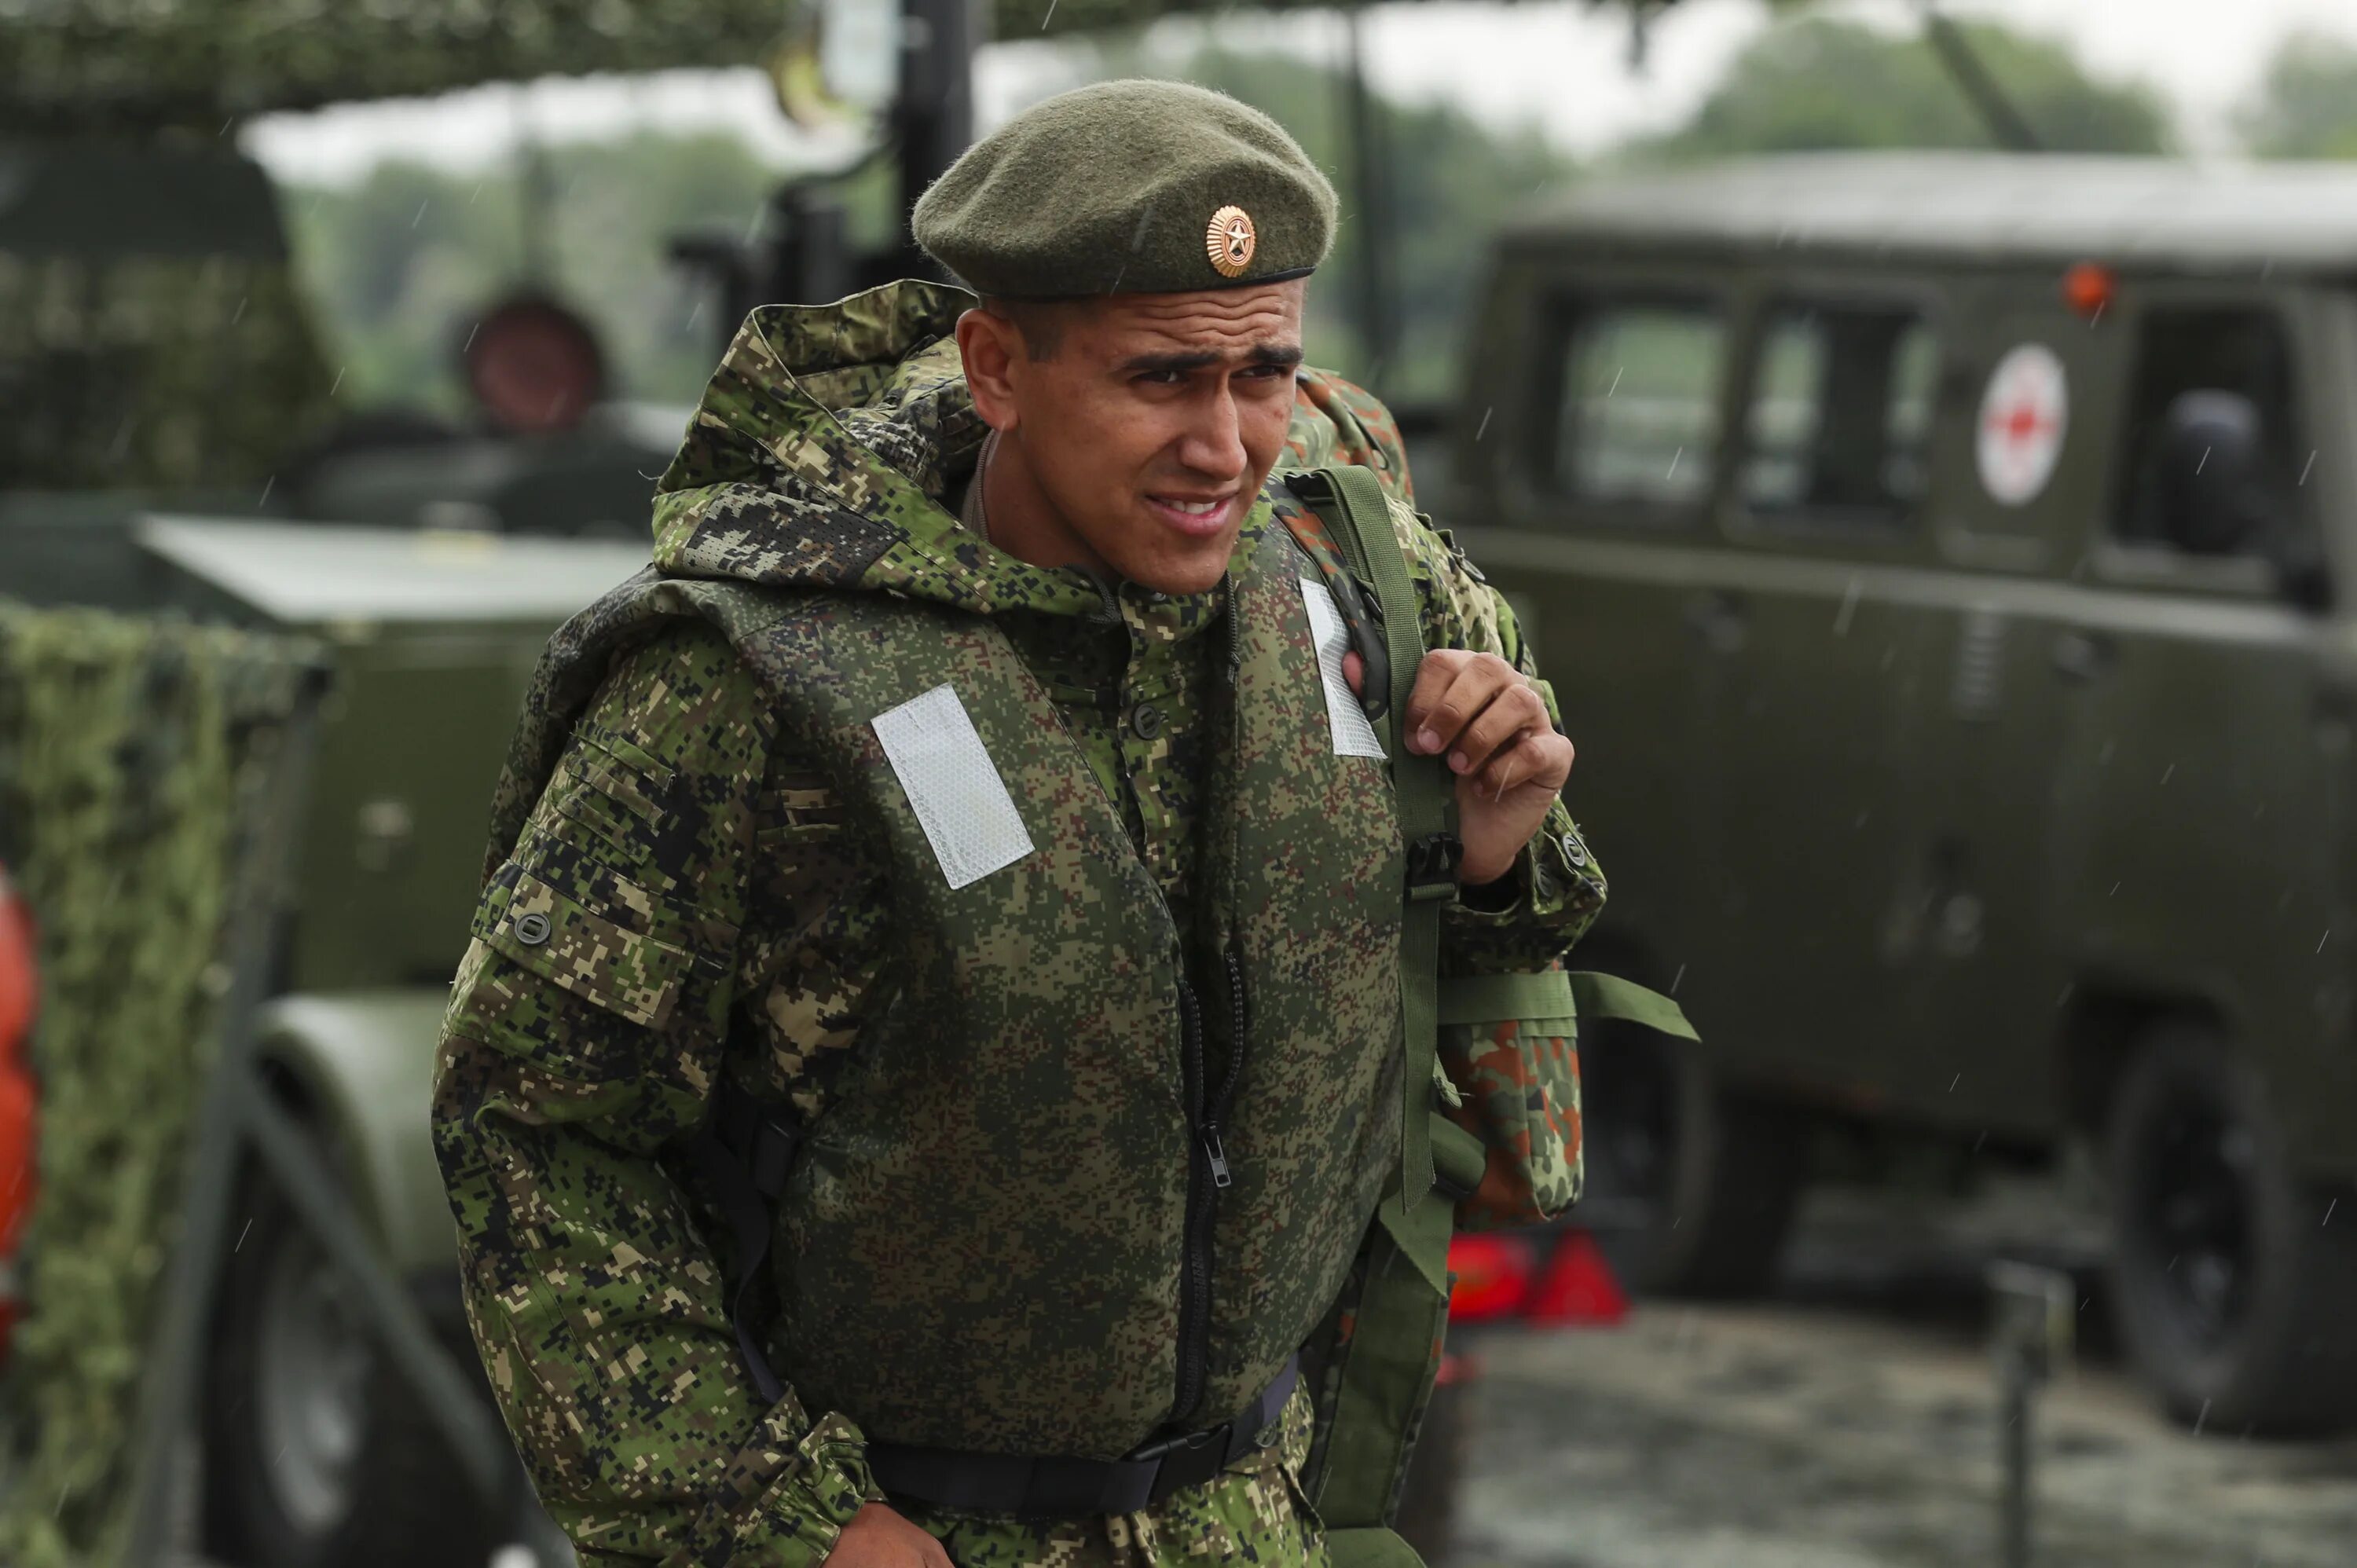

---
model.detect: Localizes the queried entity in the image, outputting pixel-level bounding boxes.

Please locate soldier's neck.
[978,427,1113,581]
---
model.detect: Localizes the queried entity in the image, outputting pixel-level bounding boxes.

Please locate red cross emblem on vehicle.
[1975,343,2069,507]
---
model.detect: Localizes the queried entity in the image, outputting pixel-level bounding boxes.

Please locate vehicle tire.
[1392,1356,1472,1566]
[200,1146,504,1568]
[2106,1022,2357,1435]
[1582,1015,1806,1299]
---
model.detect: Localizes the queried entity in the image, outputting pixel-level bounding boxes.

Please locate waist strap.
[867,1355,1300,1519]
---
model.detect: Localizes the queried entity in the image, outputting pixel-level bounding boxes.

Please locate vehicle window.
[2113,307,2312,571]
[1740,301,1937,526]
[1545,299,1725,514]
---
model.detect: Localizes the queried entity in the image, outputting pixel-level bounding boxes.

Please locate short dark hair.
[981,295,1077,361]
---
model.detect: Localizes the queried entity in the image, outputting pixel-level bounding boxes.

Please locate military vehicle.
[1446,151,2357,1434]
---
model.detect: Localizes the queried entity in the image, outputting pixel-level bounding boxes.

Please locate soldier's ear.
[955,308,1024,434]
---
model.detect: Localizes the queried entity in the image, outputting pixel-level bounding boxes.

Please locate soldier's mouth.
[1146,493,1237,537]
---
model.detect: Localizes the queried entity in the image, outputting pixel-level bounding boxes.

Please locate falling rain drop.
[2301,450,2319,486]
[412,199,431,229]
[1475,407,1494,442]
[1833,574,1861,636]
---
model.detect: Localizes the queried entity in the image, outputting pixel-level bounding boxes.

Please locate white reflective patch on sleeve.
[1299,577,1387,760]
[871,683,1037,889]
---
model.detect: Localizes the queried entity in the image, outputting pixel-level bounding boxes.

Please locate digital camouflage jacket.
[433,280,1604,1567]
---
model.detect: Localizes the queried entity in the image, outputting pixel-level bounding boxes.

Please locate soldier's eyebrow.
[1120,343,1305,375]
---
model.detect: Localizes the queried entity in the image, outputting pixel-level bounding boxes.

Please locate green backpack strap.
[1571,970,1698,1040]
[1282,464,1457,1214]
[1281,466,1457,1561]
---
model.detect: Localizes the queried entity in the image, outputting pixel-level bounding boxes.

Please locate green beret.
[912,79,1337,299]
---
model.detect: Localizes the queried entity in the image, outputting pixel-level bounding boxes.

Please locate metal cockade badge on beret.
[1206,204,1256,278]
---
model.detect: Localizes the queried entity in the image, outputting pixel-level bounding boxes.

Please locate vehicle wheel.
[1392,1355,1472,1566]
[201,1149,503,1568]
[2106,1023,2357,1434]
[1582,1016,1805,1298]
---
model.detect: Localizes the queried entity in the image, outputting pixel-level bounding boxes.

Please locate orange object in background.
[0,866,39,1355]
[2062,259,2117,321]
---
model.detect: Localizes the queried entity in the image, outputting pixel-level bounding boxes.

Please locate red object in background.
[1446,1233,1538,1324]
[0,865,39,1357]
[1446,1228,1628,1328]
[464,294,608,436]
[1520,1230,1629,1327]
[2062,260,2117,321]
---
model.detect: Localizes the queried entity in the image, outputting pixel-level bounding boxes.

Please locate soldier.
[433,79,1604,1568]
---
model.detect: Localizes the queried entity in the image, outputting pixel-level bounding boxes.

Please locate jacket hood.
[650,279,1119,619]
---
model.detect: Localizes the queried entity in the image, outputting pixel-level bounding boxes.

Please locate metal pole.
[1998,1343,2032,1568]
[891,0,979,279]
[1985,1260,2073,1568]
[1921,5,2043,152]
[1341,7,1398,392]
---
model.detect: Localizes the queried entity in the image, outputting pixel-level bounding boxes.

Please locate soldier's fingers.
[1474,727,1573,801]
[1447,680,1551,777]
[1403,650,1478,753]
[1408,652,1514,757]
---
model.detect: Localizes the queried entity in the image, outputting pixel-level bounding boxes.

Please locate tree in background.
[284,130,786,416]
[1636,15,2169,161]
[282,55,1564,415]
[2237,31,2357,158]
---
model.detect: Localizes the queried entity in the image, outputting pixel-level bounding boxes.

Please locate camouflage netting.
[0,0,1531,129]
[0,253,335,491]
[0,602,320,1566]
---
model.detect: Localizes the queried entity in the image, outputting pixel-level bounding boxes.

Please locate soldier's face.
[967,280,1307,595]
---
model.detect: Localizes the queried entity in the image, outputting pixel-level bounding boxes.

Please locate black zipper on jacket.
[1171,947,1254,1430]
[1172,976,1215,1425]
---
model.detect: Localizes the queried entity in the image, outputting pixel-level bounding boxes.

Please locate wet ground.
[1449,1182,2357,1568]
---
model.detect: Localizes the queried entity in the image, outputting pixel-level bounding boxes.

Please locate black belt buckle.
[1130,1425,1230,1506]
[1405,832,1462,903]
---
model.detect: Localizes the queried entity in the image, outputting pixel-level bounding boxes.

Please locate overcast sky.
[245,0,2357,185]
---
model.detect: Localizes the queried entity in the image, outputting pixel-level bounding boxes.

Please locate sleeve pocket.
[476,863,694,1030]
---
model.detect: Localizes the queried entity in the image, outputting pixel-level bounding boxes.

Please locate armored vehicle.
[1449,151,2357,1434]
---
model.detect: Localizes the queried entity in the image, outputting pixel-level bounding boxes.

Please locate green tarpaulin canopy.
[0,0,1604,130]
